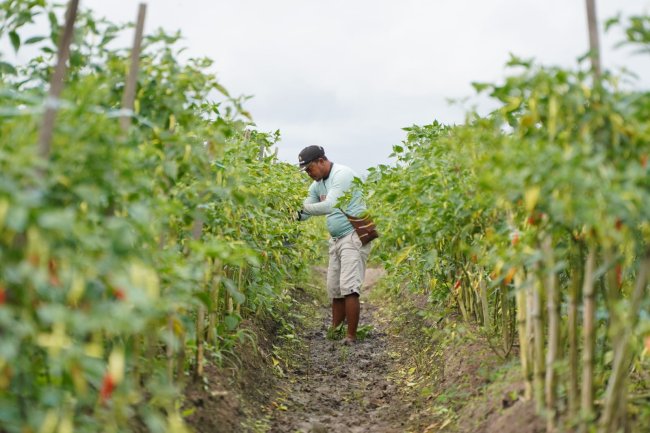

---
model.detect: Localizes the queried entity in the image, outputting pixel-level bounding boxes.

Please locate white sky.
[11,1,650,173]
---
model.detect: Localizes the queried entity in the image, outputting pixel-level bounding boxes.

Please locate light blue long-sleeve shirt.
[300,163,367,238]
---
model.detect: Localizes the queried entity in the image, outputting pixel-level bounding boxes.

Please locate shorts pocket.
[351,232,363,249]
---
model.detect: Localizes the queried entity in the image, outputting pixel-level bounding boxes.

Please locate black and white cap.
[298,145,325,170]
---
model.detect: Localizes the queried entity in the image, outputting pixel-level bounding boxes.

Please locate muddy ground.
[185,268,545,433]
[267,268,432,433]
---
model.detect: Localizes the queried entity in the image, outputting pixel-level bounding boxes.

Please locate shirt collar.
[322,162,333,181]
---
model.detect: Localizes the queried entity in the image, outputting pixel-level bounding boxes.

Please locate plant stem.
[598,251,650,433]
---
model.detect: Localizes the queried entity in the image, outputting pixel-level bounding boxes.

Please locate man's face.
[304,158,327,181]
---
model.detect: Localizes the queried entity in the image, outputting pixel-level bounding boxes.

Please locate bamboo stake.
[617,390,628,433]
[598,253,650,433]
[501,283,511,354]
[456,280,470,323]
[167,315,175,381]
[479,275,490,329]
[194,234,209,379]
[236,266,244,315]
[208,262,221,345]
[176,331,185,381]
[532,265,545,413]
[584,0,602,79]
[567,261,582,420]
[132,335,142,387]
[120,3,147,132]
[515,270,532,400]
[543,237,559,432]
[38,0,80,160]
[580,247,597,429]
[473,281,481,323]
[526,269,535,401]
[195,304,206,378]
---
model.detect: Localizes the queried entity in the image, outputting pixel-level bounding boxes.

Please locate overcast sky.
[20,1,650,173]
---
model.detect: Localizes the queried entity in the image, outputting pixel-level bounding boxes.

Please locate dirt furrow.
[269,269,413,433]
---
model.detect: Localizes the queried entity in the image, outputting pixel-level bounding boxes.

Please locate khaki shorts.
[327,231,372,299]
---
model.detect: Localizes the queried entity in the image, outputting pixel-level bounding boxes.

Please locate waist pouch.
[343,212,379,245]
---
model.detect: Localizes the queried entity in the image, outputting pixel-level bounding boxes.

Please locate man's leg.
[332,298,346,328]
[327,239,344,330]
[344,293,360,341]
[338,233,371,343]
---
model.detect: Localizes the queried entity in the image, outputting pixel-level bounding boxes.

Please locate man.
[296,145,372,344]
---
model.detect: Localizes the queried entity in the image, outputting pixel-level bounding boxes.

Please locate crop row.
[367,15,650,433]
[0,3,320,432]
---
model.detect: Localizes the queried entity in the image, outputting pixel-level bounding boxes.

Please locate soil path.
[269,268,414,433]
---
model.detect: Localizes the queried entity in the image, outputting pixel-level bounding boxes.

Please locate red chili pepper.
[114,288,126,301]
[504,268,516,285]
[511,233,520,246]
[28,254,40,266]
[453,279,462,290]
[615,264,622,288]
[99,373,116,404]
[614,219,623,231]
[0,286,5,305]
[48,259,61,287]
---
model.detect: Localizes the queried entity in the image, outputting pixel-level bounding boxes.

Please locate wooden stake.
[38,0,80,160]
[515,270,532,400]
[167,315,175,381]
[479,275,490,329]
[567,260,582,420]
[526,270,535,401]
[543,237,559,432]
[120,3,147,132]
[194,224,208,380]
[176,331,186,382]
[580,247,597,430]
[532,267,546,414]
[585,0,602,79]
[501,283,511,354]
[195,304,206,378]
[208,262,221,345]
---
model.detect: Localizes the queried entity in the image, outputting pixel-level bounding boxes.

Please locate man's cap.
[298,145,325,169]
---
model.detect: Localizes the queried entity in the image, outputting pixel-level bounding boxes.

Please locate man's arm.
[298,184,319,221]
[302,171,352,216]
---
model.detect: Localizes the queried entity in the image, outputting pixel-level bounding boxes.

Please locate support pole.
[120,3,147,132]
[38,0,80,160]
[585,0,601,79]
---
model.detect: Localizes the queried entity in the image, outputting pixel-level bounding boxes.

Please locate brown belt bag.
[343,211,379,245]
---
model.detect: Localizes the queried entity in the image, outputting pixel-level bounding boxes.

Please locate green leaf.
[48,11,58,29]
[24,35,46,45]
[9,31,20,53]
[163,161,178,180]
[6,206,27,231]
[38,209,76,232]
[604,14,621,32]
[224,314,240,331]
[471,82,491,93]
[224,279,245,305]
[0,61,17,75]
